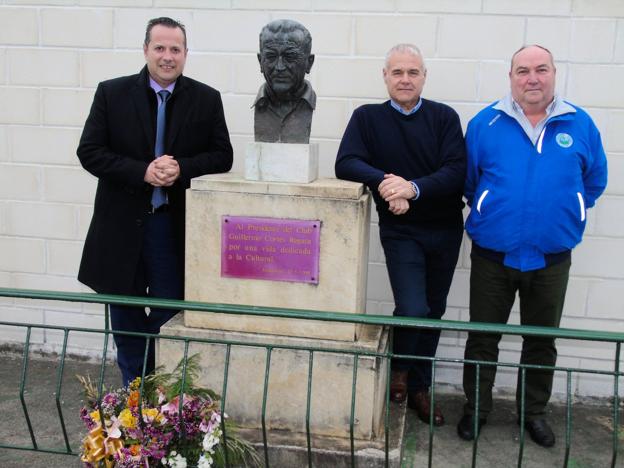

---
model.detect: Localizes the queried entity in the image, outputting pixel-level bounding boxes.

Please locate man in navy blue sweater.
[335,44,466,426]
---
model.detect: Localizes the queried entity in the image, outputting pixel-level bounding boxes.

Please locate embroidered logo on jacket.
[555,133,573,148]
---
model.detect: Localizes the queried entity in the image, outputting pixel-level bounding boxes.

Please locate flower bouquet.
[77,354,261,468]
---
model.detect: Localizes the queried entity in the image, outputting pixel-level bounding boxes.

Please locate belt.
[149,204,170,214]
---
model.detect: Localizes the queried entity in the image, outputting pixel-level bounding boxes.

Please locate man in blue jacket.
[336,44,466,426]
[458,45,607,447]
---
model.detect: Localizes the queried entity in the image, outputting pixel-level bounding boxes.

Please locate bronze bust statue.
[253,20,316,144]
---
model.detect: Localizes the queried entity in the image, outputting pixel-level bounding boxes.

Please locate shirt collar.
[493,93,575,120]
[252,80,316,110]
[149,76,176,95]
[390,98,422,115]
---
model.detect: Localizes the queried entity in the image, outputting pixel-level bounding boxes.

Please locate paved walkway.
[0,353,621,467]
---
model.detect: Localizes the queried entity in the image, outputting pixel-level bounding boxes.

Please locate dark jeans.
[462,251,571,420]
[110,212,182,386]
[380,222,463,393]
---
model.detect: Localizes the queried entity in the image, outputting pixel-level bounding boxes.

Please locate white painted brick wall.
[80,51,144,88]
[5,202,76,239]
[572,0,624,17]
[312,0,394,12]
[526,18,572,61]
[41,8,114,48]
[354,15,437,56]
[0,164,41,200]
[42,88,94,126]
[0,126,8,162]
[438,16,525,60]
[483,0,572,16]
[0,48,7,84]
[191,10,270,53]
[43,166,97,204]
[0,7,38,45]
[0,2,622,399]
[185,54,233,93]
[288,13,352,56]
[604,155,624,195]
[9,126,81,165]
[0,237,45,273]
[0,87,39,124]
[8,49,80,87]
[616,20,624,63]
[396,0,481,14]
[573,19,619,62]
[47,239,83,275]
[606,111,624,151]
[567,65,624,108]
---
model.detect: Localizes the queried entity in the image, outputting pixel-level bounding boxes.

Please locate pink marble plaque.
[221,216,321,284]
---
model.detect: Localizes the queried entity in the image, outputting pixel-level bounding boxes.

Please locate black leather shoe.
[457,414,486,441]
[407,391,444,426]
[389,370,408,403]
[521,419,555,448]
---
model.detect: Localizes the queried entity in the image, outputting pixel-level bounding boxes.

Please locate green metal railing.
[0,287,622,468]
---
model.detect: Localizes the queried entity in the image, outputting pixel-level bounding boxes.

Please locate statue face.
[258,31,314,99]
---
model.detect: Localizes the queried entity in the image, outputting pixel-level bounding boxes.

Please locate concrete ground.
[0,353,621,468]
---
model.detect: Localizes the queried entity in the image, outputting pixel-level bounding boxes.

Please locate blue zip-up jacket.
[464,98,608,271]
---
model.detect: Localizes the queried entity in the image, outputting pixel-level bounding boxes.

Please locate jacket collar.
[493,93,576,121]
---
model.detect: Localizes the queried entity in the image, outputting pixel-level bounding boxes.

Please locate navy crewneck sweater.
[335,99,466,227]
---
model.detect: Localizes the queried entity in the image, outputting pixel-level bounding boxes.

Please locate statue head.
[258,19,315,100]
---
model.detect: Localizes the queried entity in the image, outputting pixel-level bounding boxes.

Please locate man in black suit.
[77,17,233,385]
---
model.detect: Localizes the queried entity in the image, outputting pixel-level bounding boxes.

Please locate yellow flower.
[142,407,162,423]
[118,408,137,429]
[129,377,141,391]
[89,410,101,422]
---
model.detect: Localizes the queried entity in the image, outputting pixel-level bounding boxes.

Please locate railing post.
[54,329,71,453]
[220,343,232,468]
[563,369,572,467]
[349,354,359,467]
[261,346,273,468]
[517,366,526,468]
[19,327,37,450]
[305,350,314,468]
[428,359,436,468]
[612,342,621,468]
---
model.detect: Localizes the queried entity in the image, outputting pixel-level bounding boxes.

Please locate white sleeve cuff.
[410,181,420,200]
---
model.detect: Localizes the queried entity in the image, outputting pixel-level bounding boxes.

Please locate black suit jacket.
[77,66,233,294]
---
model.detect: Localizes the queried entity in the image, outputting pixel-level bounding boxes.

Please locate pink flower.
[160,394,192,416]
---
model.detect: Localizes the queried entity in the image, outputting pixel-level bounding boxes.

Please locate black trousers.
[110,212,182,386]
[463,251,571,420]
[380,222,463,392]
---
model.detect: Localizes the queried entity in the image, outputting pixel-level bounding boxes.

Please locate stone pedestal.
[184,174,371,342]
[159,171,390,443]
[245,142,319,183]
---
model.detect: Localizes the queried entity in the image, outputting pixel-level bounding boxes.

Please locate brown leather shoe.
[390,370,408,402]
[408,391,445,426]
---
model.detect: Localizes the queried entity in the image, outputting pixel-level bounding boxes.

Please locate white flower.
[202,431,221,453]
[162,452,187,468]
[197,453,214,468]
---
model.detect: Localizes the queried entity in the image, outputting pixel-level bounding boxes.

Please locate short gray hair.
[384,44,425,69]
[510,44,555,71]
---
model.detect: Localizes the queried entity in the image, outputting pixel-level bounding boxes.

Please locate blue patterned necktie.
[151,89,171,209]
